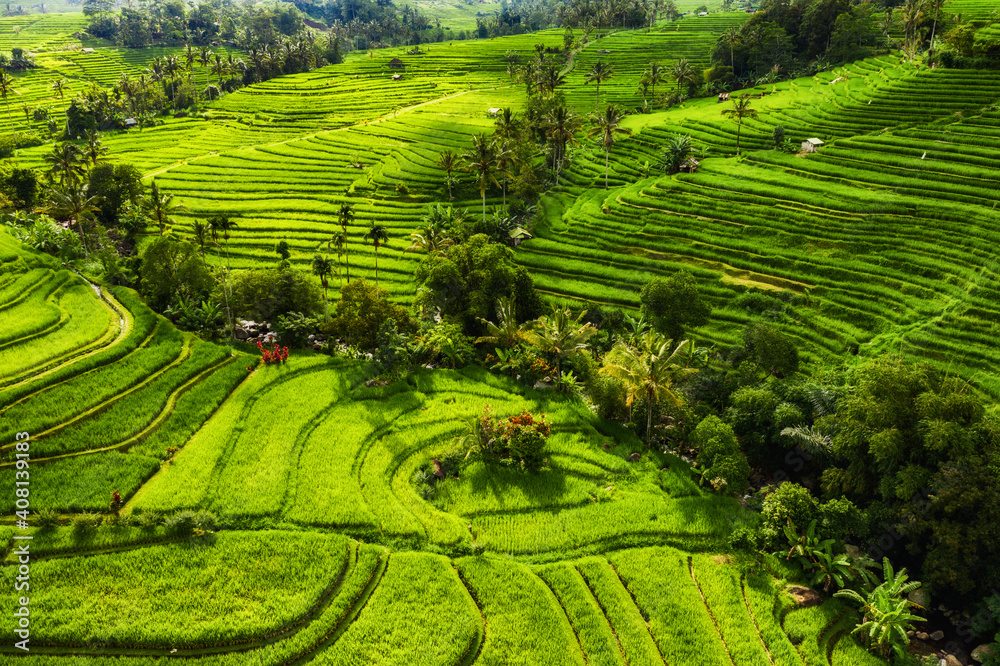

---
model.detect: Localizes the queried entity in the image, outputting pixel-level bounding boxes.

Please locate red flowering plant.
[257,341,289,365]
[474,405,551,472]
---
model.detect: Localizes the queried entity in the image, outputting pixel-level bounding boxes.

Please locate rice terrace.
[1,0,1000,663]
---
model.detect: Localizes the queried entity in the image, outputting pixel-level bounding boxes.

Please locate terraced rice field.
[518,57,1000,396]
[0,227,881,663]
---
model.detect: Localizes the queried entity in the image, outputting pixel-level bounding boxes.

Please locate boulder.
[628,452,641,462]
[972,645,995,663]
[943,655,961,666]
[918,633,930,641]
[931,631,945,642]
[432,459,445,480]
[787,586,822,608]
[234,328,248,341]
[602,443,611,451]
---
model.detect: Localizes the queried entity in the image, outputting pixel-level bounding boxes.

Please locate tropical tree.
[198,46,214,99]
[82,129,108,166]
[722,26,740,68]
[463,133,498,224]
[585,61,615,113]
[312,254,334,321]
[493,107,520,141]
[587,104,632,190]
[41,184,100,259]
[640,61,668,107]
[337,202,355,283]
[670,58,697,97]
[721,94,759,155]
[601,332,695,445]
[405,223,453,256]
[543,105,581,186]
[145,180,190,237]
[435,149,460,200]
[657,133,693,174]
[836,558,926,661]
[475,296,524,349]
[0,70,19,142]
[326,231,346,288]
[43,142,85,186]
[363,222,389,289]
[522,306,597,377]
[191,219,209,257]
[50,78,68,100]
[493,139,513,207]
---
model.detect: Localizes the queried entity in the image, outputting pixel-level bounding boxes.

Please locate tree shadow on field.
[464,459,569,510]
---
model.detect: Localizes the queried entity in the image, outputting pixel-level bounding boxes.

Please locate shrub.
[469,405,551,472]
[759,482,818,547]
[229,267,322,323]
[322,278,414,350]
[692,415,750,495]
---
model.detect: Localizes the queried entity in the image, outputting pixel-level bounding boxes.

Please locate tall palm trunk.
[373,247,379,289]
[76,217,89,259]
[646,396,654,447]
[735,121,742,154]
[605,149,610,189]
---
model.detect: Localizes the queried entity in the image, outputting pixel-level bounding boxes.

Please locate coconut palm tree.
[543,105,581,186]
[311,254,334,321]
[145,180,190,237]
[0,70,20,143]
[493,139,514,207]
[463,133,497,224]
[191,219,209,258]
[722,26,740,68]
[363,222,389,288]
[721,93,759,155]
[587,104,632,190]
[82,129,108,166]
[326,231,346,288]
[43,142,85,186]
[493,107,520,141]
[640,61,667,108]
[43,183,100,259]
[670,58,696,97]
[435,149,460,200]
[336,202,354,283]
[198,46,214,101]
[522,306,597,378]
[601,332,696,446]
[50,77,68,100]
[585,61,615,113]
[835,558,926,661]
[405,223,453,256]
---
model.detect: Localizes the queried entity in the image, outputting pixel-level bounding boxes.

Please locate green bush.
[229,267,323,323]
[692,415,750,495]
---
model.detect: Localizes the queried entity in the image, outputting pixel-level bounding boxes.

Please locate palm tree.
[657,133,693,174]
[464,133,497,224]
[363,222,389,288]
[435,150,460,200]
[835,558,926,661]
[326,231,346,288]
[311,254,334,321]
[522,306,597,378]
[926,0,944,60]
[145,180,190,237]
[587,104,632,190]
[901,0,925,61]
[337,202,355,283]
[493,107,519,141]
[722,26,740,69]
[198,47,214,101]
[493,139,513,207]
[585,61,615,113]
[721,94,759,155]
[43,183,100,259]
[0,70,20,143]
[670,58,696,97]
[191,219,209,258]
[82,129,108,166]
[51,78,68,100]
[543,105,581,186]
[640,61,667,108]
[405,223,453,256]
[601,332,696,446]
[475,296,523,349]
[43,142,85,186]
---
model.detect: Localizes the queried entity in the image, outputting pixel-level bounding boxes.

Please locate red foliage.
[257,341,289,365]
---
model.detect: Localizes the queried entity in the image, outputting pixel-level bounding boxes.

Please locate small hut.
[717,92,730,103]
[679,157,700,173]
[123,118,138,128]
[388,57,405,69]
[80,47,95,54]
[509,227,532,247]
[801,138,824,153]
[391,74,403,81]
[487,107,502,116]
